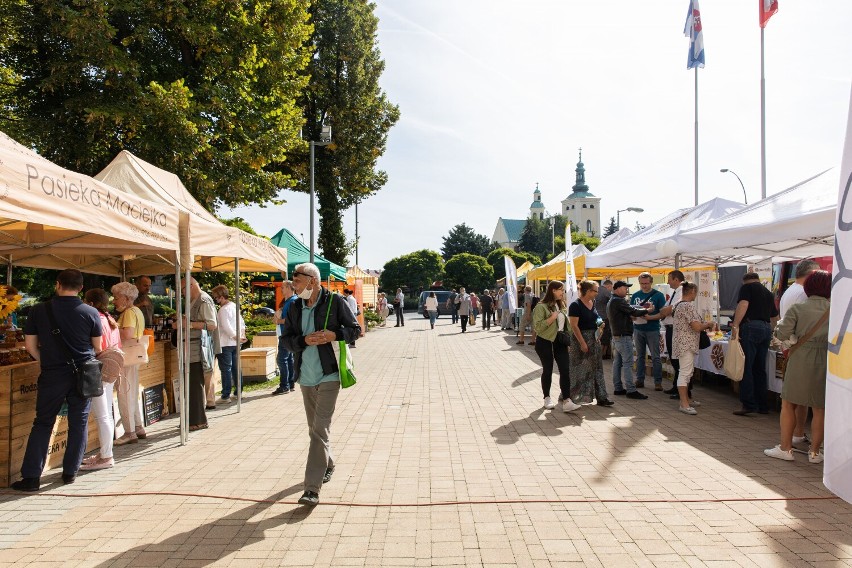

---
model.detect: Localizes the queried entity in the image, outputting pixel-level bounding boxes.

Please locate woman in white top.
[424,292,439,329]
[211,285,245,402]
[395,289,405,327]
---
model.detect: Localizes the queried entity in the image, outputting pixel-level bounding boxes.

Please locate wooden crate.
[240,348,277,380]
[251,333,278,349]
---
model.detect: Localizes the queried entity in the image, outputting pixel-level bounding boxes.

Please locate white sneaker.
[808,450,824,464]
[690,400,701,407]
[764,445,794,461]
[543,397,556,410]
[792,434,810,446]
[678,406,698,415]
[562,399,581,413]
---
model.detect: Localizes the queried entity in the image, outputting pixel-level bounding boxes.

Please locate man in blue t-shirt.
[273,280,297,395]
[630,272,667,389]
[14,269,102,492]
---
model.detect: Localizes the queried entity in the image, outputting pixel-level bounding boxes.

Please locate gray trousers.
[300,381,340,492]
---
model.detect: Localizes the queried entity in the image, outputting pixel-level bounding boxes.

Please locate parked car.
[417,290,454,318]
[253,307,275,317]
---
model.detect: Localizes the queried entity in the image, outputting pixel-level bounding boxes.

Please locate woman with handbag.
[424,292,439,330]
[532,281,581,413]
[111,282,147,445]
[568,280,612,407]
[80,289,122,469]
[764,270,831,464]
[671,283,715,415]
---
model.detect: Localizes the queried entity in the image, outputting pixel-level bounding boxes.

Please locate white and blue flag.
[684,0,705,69]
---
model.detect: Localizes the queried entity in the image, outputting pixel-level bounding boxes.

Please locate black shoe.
[733,408,755,416]
[62,473,76,484]
[635,382,645,388]
[626,391,648,400]
[11,477,40,492]
[597,399,615,407]
[272,388,285,395]
[669,394,680,400]
[613,389,627,396]
[322,466,335,484]
[298,491,320,506]
[205,405,216,410]
[663,387,678,395]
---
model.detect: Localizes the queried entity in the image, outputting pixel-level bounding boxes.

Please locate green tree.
[443,253,493,292]
[602,217,619,238]
[441,223,493,260]
[283,0,400,265]
[0,0,311,210]
[517,217,551,259]
[219,217,262,238]
[486,248,541,281]
[379,250,443,295]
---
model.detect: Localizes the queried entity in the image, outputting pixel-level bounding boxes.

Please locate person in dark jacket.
[607,281,653,399]
[280,263,361,507]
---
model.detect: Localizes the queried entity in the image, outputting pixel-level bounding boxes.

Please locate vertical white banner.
[565,222,578,304]
[504,256,518,312]
[695,270,714,320]
[825,88,852,504]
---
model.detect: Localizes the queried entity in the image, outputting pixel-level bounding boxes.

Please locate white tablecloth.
[694,339,782,394]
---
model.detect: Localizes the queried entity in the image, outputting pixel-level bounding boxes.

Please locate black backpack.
[530,295,540,309]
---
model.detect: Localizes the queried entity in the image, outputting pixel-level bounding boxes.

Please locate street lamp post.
[616,207,644,230]
[720,168,748,204]
[309,124,332,263]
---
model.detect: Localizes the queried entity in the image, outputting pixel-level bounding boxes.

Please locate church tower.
[529,183,545,220]
[560,149,601,236]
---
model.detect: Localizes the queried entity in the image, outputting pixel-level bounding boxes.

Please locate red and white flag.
[759,0,778,28]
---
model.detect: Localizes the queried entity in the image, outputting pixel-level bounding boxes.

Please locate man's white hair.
[294,263,321,281]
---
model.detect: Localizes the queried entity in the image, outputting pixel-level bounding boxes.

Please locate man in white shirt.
[778,259,819,446]
[658,270,685,397]
[211,285,246,403]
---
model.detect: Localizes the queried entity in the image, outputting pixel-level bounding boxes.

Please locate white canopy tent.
[585,197,745,271]
[677,169,837,263]
[95,151,288,273]
[0,131,182,276]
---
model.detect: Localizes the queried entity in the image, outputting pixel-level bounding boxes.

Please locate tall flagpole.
[760,26,767,199]
[694,66,699,206]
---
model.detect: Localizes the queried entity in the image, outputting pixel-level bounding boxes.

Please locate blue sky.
[227,0,852,270]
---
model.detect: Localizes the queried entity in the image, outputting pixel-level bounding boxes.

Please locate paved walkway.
[1,313,851,567]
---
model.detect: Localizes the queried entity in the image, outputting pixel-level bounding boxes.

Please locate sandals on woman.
[189,423,209,432]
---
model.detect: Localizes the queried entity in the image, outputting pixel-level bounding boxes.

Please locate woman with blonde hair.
[532,281,581,413]
[80,289,121,469]
[111,281,147,445]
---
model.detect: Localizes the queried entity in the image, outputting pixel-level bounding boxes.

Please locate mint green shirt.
[299,302,340,387]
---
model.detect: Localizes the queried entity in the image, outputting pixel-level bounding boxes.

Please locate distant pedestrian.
[532,281,580,413]
[394,288,405,327]
[499,287,512,329]
[480,289,494,330]
[424,292,439,329]
[211,285,246,402]
[455,287,471,333]
[470,293,479,324]
[447,288,459,323]
[518,286,537,345]
[377,292,389,327]
[607,281,653,400]
[186,278,217,431]
[273,281,297,395]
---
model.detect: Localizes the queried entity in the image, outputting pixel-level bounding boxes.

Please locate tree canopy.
[287,0,400,265]
[441,223,493,261]
[486,248,541,281]
[517,217,552,259]
[602,216,619,238]
[0,0,312,211]
[443,253,493,292]
[379,250,443,294]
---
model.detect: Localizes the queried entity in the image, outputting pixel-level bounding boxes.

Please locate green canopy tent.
[269,228,347,281]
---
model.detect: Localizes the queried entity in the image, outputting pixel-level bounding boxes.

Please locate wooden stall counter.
[0,340,172,487]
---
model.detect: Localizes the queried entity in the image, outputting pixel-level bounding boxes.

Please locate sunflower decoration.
[0,285,23,322]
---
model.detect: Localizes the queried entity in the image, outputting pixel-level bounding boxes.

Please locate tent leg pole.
[175,263,186,446]
[715,261,721,327]
[234,258,242,414]
[184,269,192,443]
[6,255,11,286]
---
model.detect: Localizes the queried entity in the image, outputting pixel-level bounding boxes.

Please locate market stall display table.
[695,338,783,393]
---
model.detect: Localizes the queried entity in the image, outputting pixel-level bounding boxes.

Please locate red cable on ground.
[0,490,841,507]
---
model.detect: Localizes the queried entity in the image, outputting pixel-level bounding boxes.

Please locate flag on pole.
[824,87,852,504]
[504,255,518,312]
[684,0,705,69]
[564,223,578,305]
[759,0,778,28]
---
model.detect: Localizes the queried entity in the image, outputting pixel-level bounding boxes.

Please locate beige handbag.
[723,331,745,382]
[122,335,150,366]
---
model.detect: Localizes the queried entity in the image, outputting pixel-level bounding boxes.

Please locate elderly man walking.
[280,263,361,506]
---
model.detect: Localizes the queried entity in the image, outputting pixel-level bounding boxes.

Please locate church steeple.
[572,147,589,193]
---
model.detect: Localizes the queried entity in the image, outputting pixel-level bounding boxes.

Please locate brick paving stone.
[1,317,852,566]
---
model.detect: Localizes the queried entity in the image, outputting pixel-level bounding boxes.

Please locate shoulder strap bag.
[780,308,830,378]
[45,302,103,398]
[324,294,357,388]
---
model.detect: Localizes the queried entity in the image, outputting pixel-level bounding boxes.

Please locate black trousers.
[460,313,468,332]
[396,306,404,326]
[481,308,492,329]
[534,337,570,400]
